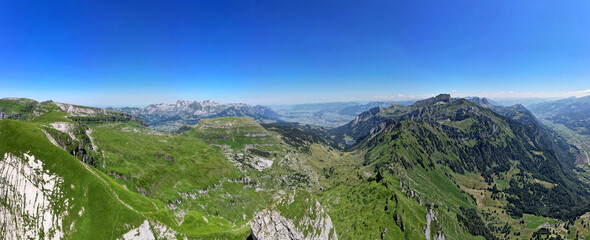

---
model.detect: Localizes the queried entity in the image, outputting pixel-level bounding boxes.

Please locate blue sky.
[1,0,589,106]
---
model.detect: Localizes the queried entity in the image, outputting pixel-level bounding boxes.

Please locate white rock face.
[142,100,230,116]
[119,220,180,240]
[250,193,338,240]
[0,153,65,239]
[150,221,180,240]
[249,156,274,171]
[423,206,445,240]
[86,128,98,151]
[120,220,155,240]
[55,102,109,117]
[51,122,77,140]
[251,209,303,240]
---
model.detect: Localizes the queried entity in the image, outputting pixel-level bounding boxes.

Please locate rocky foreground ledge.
[249,191,338,240]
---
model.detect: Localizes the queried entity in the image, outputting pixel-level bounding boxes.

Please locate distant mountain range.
[468,97,538,125]
[527,95,590,167]
[108,100,280,131]
[529,95,590,135]
[108,100,420,130]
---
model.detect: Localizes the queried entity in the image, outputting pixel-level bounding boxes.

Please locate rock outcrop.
[251,209,304,240]
[250,191,338,240]
[0,153,65,239]
[50,122,77,140]
[55,102,109,117]
[120,220,155,240]
[423,206,445,240]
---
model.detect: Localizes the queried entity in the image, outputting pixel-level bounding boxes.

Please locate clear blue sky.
[1,0,589,106]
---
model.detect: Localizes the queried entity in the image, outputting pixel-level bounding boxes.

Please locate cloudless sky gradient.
[1,0,589,106]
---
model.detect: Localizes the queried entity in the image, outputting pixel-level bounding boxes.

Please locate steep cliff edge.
[0,152,65,239]
[250,190,338,240]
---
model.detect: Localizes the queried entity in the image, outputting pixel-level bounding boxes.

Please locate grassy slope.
[0,119,250,239]
[180,117,319,223]
[0,120,143,239]
[318,156,480,239]
[0,98,61,121]
[190,117,274,150]
[91,122,242,200]
[92,118,293,233]
[92,121,276,228]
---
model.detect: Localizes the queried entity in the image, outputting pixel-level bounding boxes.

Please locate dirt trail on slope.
[42,128,140,213]
[78,162,139,213]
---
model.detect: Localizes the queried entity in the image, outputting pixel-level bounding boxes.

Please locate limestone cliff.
[0,153,66,239]
[250,190,338,240]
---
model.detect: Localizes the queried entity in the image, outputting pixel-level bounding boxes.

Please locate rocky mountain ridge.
[0,97,145,125]
[109,99,280,131]
[250,191,337,240]
[468,97,538,125]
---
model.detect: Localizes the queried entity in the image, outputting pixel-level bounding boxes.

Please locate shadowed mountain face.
[330,94,458,145]
[108,100,280,131]
[330,94,588,219]
[467,97,538,125]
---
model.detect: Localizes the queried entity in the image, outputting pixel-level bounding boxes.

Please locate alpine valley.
[3,94,590,240]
